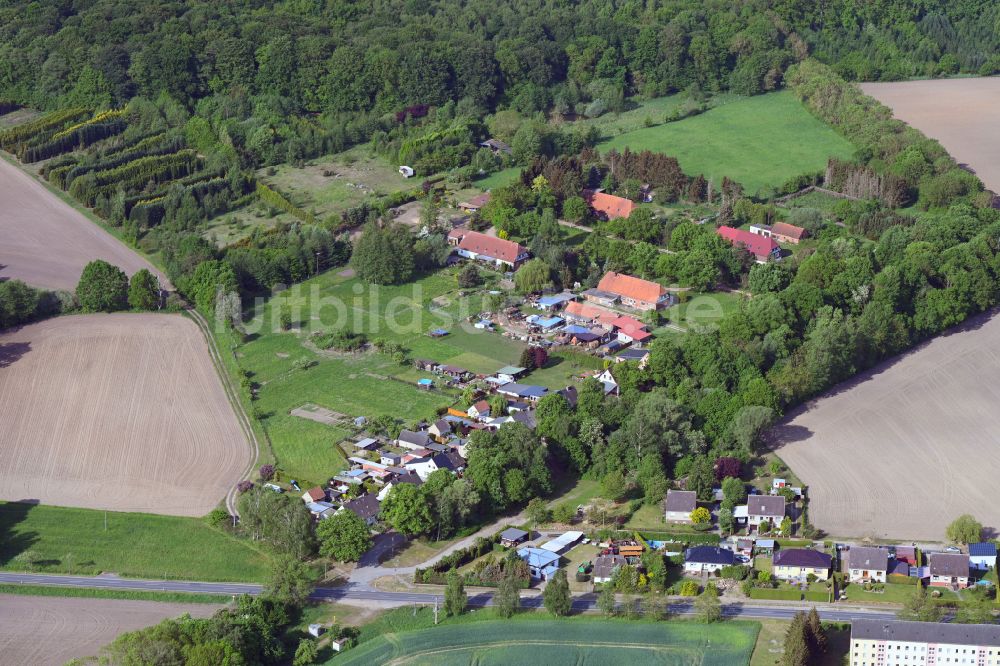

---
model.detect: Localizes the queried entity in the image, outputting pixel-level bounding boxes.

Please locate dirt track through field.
[0,313,250,516]
[0,594,219,665]
[0,157,170,291]
[860,78,1000,193]
[772,310,1000,541]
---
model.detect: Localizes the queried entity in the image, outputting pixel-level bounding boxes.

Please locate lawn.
[527,349,605,389]
[331,615,759,665]
[625,503,669,530]
[546,478,601,511]
[750,620,850,666]
[654,290,746,335]
[598,92,855,194]
[0,501,271,582]
[475,166,521,190]
[564,93,693,138]
[237,268,528,483]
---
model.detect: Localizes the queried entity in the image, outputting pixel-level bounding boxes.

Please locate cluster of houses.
[664,488,788,533]
[295,422,474,527]
[497,527,586,581]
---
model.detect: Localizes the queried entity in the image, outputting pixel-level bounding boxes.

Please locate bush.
[720,565,750,581]
[678,581,700,596]
[312,329,367,351]
[76,260,128,312]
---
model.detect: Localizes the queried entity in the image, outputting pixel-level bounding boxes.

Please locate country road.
[0,572,904,623]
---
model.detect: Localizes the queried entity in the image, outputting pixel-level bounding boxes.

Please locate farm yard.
[0,313,251,516]
[772,310,1000,541]
[330,617,759,666]
[860,77,1000,193]
[0,155,168,291]
[0,594,220,666]
[598,92,855,194]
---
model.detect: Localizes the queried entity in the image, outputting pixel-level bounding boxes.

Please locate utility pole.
[434,597,440,625]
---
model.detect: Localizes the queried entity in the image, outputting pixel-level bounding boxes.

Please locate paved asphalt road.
[0,572,901,623]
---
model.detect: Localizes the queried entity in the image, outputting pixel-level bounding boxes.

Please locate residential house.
[404,451,465,481]
[583,189,635,220]
[970,542,998,571]
[428,419,452,441]
[848,546,890,583]
[397,430,432,450]
[594,369,619,396]
[439,365,472,382]
[480,138,512,156]
[929,552,970,588]
[497,383,549,403]
[593,554,627,584]
[302,486,326,503]
[379,451,402,466]
[468,400,491,421]
[716,226,781,263]
[376,473,422,501]
[500,527,529,548]
[518,547,561,580]
[596,271,670,311]
[665,490,697,523]
[448,228,530,269]
[747,495,785,530]
[683,546,735,574]
[850,619,1000,666]
[510,409,537,430]
[607,314,653,346]
[615,348,650,367]
[458,192,490,213]
[750,221,807,245]
[342,494,381,527]
[496,366,528,384]
[772,549,832,582]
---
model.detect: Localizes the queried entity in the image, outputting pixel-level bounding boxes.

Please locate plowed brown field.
[0,594,219,666]
[860,77,1000,193]
[0,157,170,291]
[0,313,250,516]
[773,311,1000,541]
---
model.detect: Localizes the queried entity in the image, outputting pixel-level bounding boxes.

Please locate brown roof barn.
[597,271,667,308]
[450,229,528,266]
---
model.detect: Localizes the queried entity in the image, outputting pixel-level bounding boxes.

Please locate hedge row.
[637,531,721,546]
[256,182,317,225]
[803,590,832,603]
[0,108,89,151]
[20,119,126,162]
[69,150,201,205]
[54,138,183,189]
[51,109,125,140]
[887,574,919,586]
[749,588,803,601]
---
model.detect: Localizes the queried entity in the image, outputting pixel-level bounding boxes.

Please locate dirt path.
[0,156,170,291]
[0,594,220,665]
[0,313,251,516]
[772,310,1000,540]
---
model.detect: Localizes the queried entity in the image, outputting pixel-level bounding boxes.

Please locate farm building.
[447,228,529,269]
[583,189,635,220]
[458,192,491,212]
[970,542,997,570]
[518,547,561,580]
[595,271,670,311]
[716,226,781,263]
[536,293,576,310]
[929,553,970,589]
[684,546,735,574]
[750,221,807,244]
[500,527,529,548]
[772,548,832,582]
[593,554,627,584]
[540,531,583,554]
[665,490,697,522]
[847,546,890,583]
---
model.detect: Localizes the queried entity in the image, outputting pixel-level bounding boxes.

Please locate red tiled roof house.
[583,190,635,220]
[595,271,670,311]
[448,229,530,269]
[717,226,781,263]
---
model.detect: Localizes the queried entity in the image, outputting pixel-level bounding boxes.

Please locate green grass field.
[0,502,271,582]
[653,290,746,335]
[0,583,229,604]
[475,166,521,191]
[598,92,855,194]
[331,617,759,665]
[238,268,527,483]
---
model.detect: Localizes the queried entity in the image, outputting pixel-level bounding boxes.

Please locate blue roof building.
[537,293,575,309]
[970,542,997,570]
[517,547,561,580]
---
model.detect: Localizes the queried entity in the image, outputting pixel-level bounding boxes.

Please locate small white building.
[398,165,414,178]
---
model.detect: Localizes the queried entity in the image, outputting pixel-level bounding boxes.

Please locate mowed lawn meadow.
[598,91,855,194]
[330,615,759,665]
[0,502,271,581]
[239,268,528,484]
